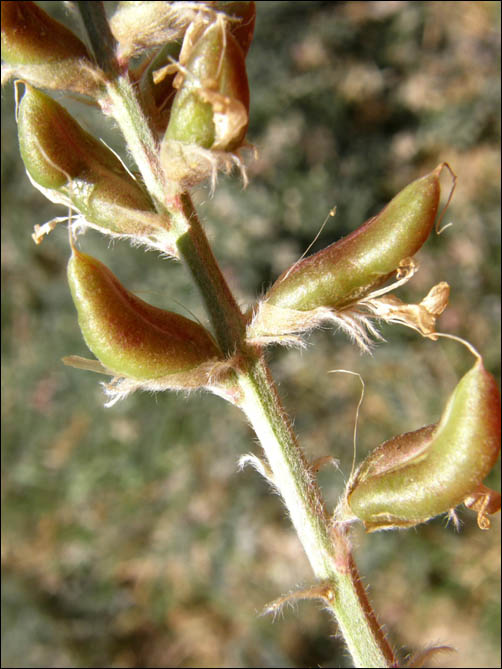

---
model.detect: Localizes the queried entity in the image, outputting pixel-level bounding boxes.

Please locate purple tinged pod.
[266,165,447,313]
[344,359,501,531]
[1,1,101,96]
[67,248,222,381]
[17,85,160,238]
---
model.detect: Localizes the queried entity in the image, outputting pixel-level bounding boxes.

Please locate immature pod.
[67,248,222,383]
[17,86,165,242]
[342,358,501,531]
[162,13,250,154]
[1,1,101,97]
[266,166,444,313]
[136,1,255,139]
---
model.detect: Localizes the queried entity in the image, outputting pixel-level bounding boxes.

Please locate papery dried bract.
[341,359,501,531]
[68,248,223,384]
[1,1,101,97]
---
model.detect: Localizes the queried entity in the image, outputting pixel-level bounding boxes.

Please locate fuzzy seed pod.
[267,165,445,313]
[68,248,222,383]
[17,85,169,244]
[163,16,249,151]
[1,1,101,96]
[342,358,501,531]
[159,12,250,190]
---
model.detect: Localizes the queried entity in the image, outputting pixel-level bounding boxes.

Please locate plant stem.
[176,193,246,356]
[237,355,396,668]
[76,2,119,78]
[77,7,397,664]
[106,75,169,211]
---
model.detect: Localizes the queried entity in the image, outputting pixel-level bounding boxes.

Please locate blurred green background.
[1,2,500,667]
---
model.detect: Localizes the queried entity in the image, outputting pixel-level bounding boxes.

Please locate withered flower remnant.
[160,11,250,188]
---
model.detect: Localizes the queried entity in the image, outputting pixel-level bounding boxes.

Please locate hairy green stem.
[237,356,396,667]
[103,74,246,355]
[106,75,169,212]
[77,7,397,664]
[176,193,246,356]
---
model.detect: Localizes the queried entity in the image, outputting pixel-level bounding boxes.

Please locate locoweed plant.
[2,2,500,667]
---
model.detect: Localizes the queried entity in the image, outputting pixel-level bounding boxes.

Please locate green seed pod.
[17,85,162,239]
[163,15,250,151]
[265,165,446,313]
[67,248,222,382]
[1,1,101,97]
[343,358,501,531]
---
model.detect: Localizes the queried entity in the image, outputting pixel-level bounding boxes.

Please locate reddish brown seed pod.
[17,85,169,244]
[67,248,222,382]
[1,1,101,96]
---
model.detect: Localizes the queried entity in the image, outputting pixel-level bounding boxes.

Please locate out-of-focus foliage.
[2,2,500,667]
